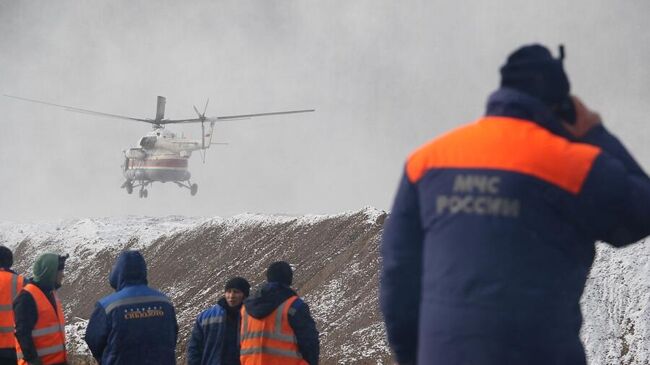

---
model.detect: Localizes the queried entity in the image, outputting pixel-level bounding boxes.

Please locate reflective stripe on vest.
[241,300,297,343]
[12,274,18,302]
[104,295,173,314]
[15,284,66,365]
[240,295,307,365]
[17,344,66,359]
[32,324,65,337]
[0,271,23,347]
[240,346,304,359]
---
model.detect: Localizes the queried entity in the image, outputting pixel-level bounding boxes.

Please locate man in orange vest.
[240,261,319,365]
[0,246,24,365]
[14,253,68,365]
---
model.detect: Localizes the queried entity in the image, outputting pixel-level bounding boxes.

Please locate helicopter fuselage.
[122,128,205,183]
[123,154,191,183]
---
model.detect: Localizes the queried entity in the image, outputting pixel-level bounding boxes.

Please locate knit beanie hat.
[500,44,570,106]
[0,246,12,268]
[225,276,251,297]
[267,261,293,286]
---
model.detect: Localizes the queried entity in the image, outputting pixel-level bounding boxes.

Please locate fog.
[1,0,649,221]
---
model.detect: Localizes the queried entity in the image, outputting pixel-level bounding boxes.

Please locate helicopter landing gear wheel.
[125,182,133,194]
[190,183,198,196]
[143,189,148,198]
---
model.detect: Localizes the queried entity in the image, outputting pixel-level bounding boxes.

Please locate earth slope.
[1,208,648,364]
[1,209,390,364]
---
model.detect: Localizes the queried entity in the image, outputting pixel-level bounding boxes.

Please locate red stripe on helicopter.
[128,159,188,169]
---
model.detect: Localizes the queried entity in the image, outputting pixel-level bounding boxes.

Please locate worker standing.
[381,44,650,365]
[187,276,251,365]
[0,246,24,365]
[240,261,319,365]
[14,253,69,365]
[84,250,178,365]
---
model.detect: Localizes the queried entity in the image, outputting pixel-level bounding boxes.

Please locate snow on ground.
[0,216,210,281]
[0,208,386,252]
[66,318,90,356]
[2,208,649,364]
[305,277,345,327]
[339,322,389,364]
[0,216,206,252]
[582,238,650,365]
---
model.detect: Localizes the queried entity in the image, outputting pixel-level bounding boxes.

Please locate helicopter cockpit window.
[139,136,157,149]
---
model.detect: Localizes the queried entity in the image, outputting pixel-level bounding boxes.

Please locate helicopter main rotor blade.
[160,109,315,124]
[213,109,315,122]
[3,94,154,123]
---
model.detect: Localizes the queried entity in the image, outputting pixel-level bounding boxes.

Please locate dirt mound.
[10,209,391,364]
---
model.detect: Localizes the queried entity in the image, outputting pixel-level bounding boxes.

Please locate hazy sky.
[1,0,649,221]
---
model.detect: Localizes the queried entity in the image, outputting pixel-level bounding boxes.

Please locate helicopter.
[5,94,314,198]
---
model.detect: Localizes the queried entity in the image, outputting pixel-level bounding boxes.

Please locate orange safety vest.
[0,270,24,348]
[15,284,67,365]
[240,295,308,365]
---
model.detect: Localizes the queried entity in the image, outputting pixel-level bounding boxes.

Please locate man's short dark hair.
[225,276,251,297]
[0,246,13,268]
[266,261,293,286]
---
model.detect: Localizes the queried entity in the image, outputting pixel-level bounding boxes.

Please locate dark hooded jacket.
[13,253,64,365]
[84,251,178,365]
[242,282,319,365]
[187,297,242,365]
[381,88,650,365]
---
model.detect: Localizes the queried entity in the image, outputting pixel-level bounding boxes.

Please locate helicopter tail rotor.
[193,99,214,155]
[193,105,202,120]
[192,98,210,121]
